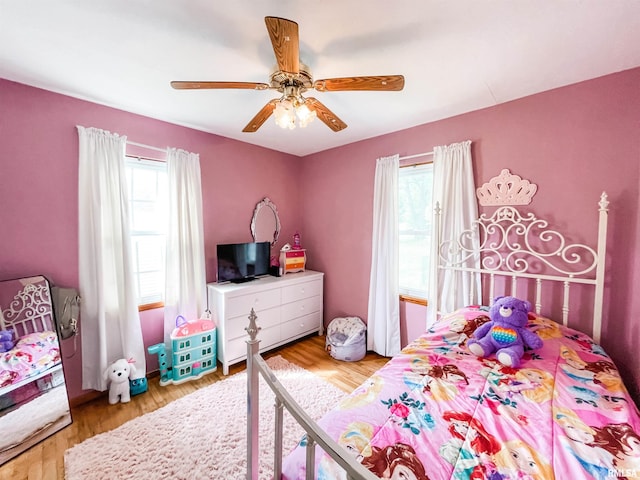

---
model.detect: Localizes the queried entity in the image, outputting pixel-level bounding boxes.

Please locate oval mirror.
[251,197,281,246]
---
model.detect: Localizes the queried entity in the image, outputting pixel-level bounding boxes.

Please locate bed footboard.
[245,308,377,480]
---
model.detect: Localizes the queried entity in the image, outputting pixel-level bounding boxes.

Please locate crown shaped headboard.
[476,168,537,206]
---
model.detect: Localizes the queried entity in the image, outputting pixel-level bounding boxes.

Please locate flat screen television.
[216,241,271,283]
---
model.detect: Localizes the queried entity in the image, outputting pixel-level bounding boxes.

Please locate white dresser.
[207,270,324,374]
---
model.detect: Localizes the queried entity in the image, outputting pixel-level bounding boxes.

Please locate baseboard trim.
[69,390,103,408]
[69,370,161,408]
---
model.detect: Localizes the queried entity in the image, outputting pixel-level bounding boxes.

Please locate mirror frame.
[250,197,281,246]
[0,275,72,466]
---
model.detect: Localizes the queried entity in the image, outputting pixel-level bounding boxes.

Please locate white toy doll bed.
[244,171,640,480]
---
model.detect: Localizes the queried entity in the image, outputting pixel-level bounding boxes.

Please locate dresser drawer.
[280,311,321,341]
[282,279,322,303]
[285,259,305,267]
[225,325,280,361]
[284,250,305,258]
[281,295,322,322]
[284,263,305,273]
[226,288,281,318]
[226,306,280,340]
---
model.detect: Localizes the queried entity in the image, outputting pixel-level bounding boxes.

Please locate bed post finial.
[599,191,609,211]
[245,308,261,341]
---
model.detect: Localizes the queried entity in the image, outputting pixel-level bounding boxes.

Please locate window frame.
[124,155,168,311]
[398,161,434,302]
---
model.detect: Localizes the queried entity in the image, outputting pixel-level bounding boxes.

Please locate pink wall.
[1,68,639,405]
[0,79,301,401]
[300,68,640,404]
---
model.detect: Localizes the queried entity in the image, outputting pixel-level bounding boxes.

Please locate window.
[125,157,168,308]
[398,163,434,299]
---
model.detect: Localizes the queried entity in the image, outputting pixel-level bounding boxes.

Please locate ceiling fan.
[170,16,405,133]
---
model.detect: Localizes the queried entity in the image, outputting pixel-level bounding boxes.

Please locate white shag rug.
[64,356,346,480]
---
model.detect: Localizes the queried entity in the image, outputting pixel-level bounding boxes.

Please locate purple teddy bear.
[467,296,543,368]
[0,329,15,353]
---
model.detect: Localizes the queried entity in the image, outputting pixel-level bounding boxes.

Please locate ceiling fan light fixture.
[273,95,316,130]
[296,101,316,128]
[274,98,296,129]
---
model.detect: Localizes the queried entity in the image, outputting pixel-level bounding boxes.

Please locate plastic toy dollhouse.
[147,315,217,386]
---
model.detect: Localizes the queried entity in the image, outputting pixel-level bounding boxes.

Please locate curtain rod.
[126,140,166,153]
[126,154,165,164]
[398,151,434,161]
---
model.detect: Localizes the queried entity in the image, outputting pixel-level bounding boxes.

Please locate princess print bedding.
[0,331,61,388]
[281,307,640,479]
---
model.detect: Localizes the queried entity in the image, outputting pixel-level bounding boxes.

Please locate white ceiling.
[2,1,640,157]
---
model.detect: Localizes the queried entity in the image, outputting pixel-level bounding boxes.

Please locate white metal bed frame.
[0,276,61,396]
[433,192,608,343]
[245,185,609,480]
[245,310,378,480]
[0,277,55,335]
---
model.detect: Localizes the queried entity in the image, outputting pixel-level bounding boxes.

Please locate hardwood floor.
[1,334,388,480]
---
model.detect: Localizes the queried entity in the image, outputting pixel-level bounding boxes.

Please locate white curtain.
[77,126,147,391]
[367,154,401,356]
[163,148,206,345]
[426,140,481,326]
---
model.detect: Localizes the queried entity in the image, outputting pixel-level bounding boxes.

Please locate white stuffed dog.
[104,358,136,404]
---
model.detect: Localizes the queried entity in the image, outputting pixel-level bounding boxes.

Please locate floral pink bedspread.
[0,331,61,389]
[281,307,640,480]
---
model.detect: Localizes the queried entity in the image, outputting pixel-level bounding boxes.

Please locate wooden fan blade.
[242,100,278,132]
[265,17,300,75]
[313,75,405,92]
[305,98,347,132]
[171,81,269,90]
